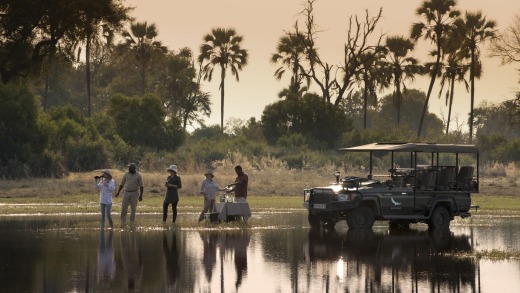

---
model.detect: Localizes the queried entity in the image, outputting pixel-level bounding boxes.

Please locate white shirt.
[199,178,220,200]
[95,179,115,204]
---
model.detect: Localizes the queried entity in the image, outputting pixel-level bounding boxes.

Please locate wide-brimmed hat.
[204,169,214,177]
[167,165,178,173]
[128,163,137,169]
[101,169,112,176]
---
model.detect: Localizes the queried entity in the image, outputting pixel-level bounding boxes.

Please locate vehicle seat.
[436,166,457,191]
[451,166,474,190]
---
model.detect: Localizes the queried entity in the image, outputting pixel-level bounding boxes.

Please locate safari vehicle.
[303,142,479,230]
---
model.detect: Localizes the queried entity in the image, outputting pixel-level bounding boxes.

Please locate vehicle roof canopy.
[340,142,479,154]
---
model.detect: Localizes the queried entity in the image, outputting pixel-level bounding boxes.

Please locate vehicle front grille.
[311,192,333,204]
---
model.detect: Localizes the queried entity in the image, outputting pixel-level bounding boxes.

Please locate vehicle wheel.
[346,206,375,229]
[428,206,450,230]
[308,212,321,229]
[389,220,410,230]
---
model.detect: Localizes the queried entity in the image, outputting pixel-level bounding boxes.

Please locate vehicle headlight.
[336,194,349,201]
[335,193,360,201]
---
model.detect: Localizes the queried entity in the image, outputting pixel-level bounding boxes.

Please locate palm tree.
[411,0,460,137]
[453,11,496,141]
[380,36,421,127]
[353,50,386,129]
[198,28,248,131]
[271,29,309,94]
[436,32,469,134]
[122,21,167,94]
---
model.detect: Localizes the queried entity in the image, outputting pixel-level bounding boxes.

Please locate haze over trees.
[0,0,519,178]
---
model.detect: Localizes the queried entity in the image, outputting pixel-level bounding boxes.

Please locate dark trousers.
[163,200,179,223]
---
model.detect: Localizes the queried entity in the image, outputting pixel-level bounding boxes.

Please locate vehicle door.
[380,186,414,216]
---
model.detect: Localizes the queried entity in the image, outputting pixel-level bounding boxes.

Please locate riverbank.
[1,170,519,215]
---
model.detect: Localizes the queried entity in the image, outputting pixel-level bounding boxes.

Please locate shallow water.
[0,212,519,293]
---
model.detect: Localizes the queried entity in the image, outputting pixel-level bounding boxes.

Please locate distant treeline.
[1,0,520,178]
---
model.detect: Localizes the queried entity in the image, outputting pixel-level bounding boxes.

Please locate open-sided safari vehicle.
[303,142,479,230]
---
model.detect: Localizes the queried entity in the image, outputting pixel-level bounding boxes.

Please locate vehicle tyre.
[308,212,321,229]
[346,206,375,229]
[429,206,450,230]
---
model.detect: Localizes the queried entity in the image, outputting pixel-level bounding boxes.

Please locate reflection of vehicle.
[305,228,477,292]
[303,143,480,229]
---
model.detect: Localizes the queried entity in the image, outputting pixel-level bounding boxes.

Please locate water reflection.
[119,231,143,291]
[97,230,115,288]
[306,228,477,292]
[0,214,519,292]
[163,231,180,292]
[199,231,218,283]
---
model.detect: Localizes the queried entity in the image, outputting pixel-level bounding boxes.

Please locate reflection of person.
[163,231,180,291]
[200,232,218,282]
[94,169,115,229]
[164,165,182,224]
[198,170,221,222]
[231,230,250,289]
[227,165,248,203]
[120,231,143,291]
[115,163,144,225]
[97,230,115,288]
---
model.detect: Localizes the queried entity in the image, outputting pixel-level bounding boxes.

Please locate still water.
[0,211,519,293]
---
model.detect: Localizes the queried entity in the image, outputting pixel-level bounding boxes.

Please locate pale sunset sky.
[127,0,520,131]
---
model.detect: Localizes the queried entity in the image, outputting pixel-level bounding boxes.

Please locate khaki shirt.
[121,172,144,193]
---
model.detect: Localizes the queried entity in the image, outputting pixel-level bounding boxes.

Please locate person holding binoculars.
[94,169,116,229]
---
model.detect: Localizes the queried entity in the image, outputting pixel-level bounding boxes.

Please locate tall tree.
[76,0,129,116]
[271,27,309,94]
[436,30,469,134]
[491,14,520,65]
[380,36,421,127]
[300,0,384,106]
[198,28,248,131]
[159,49,212,130]
[0,0,130,86]
[411,0,460,138]
[122,21,167,94]
[453,11,496,141]
[353,50,386,129]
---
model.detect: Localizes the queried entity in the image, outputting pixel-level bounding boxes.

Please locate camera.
[94,176,101,179]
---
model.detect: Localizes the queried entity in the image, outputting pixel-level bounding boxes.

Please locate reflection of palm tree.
[453,11,496,141]
[97,230,115,288]
[411,0,460,137]
[198,28,248,131]
[163,231,180,291]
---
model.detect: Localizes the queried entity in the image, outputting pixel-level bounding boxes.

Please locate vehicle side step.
[470,204,480,211]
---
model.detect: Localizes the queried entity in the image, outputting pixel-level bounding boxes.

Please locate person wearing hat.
[164,164,182,224]
[94,169,115,229]
[198,169,221,222]
[115,163,144,226]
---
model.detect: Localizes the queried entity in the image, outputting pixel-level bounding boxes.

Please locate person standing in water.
[164,165,182,224]
[94,169,115,229]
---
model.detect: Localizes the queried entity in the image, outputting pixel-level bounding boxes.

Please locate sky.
[126,0,520,131]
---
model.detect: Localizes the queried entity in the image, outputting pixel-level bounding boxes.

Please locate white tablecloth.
[214,202,251,222]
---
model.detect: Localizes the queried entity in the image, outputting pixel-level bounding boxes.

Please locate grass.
[0,165,519,215]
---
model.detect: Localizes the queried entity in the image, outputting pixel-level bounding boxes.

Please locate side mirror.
[334,170,341,183]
